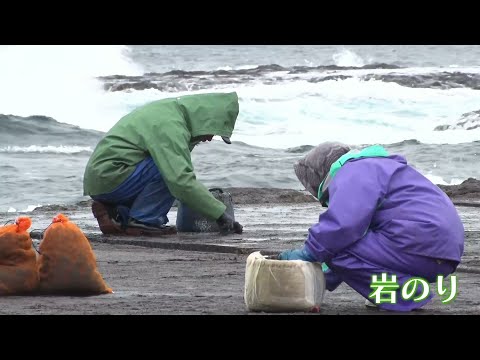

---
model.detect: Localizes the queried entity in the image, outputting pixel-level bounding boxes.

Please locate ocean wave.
[384,139,423,146]
[285,145,315,153]
[0,114,103,147]
[0,114,103,136]
[281,139,479,155]
[0,45,142,133]
[0,145,93,154]
[6,204,42,213]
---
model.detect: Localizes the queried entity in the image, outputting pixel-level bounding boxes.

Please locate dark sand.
[1,181,479,315]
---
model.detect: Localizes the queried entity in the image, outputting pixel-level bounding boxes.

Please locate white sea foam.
[0,145,93,154]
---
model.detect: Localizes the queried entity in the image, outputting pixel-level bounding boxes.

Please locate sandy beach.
[1,183,479,315]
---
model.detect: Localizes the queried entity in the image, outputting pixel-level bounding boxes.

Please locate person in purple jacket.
[278,142,464,312]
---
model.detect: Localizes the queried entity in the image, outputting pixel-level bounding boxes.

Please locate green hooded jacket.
[83,92,240,220]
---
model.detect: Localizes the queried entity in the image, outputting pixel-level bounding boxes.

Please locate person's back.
[83,98,182,196]
[343,155,464,264]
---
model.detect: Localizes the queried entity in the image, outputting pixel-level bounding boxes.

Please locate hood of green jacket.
[177,92,239,141]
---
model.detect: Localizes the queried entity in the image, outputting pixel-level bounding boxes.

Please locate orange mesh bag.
[37,214,112,295]
[0,217,39,295]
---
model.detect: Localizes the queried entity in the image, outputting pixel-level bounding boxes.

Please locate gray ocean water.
[1,45,479,213]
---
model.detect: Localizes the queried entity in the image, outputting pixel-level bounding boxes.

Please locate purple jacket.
[305,155,465,264]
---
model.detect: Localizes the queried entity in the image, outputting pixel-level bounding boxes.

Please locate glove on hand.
[277,246,316,262]
[216,212,243,235]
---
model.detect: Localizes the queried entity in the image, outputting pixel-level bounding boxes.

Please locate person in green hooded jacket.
[83,92,243,235]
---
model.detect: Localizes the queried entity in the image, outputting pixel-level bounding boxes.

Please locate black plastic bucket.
[176,188,236,232]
